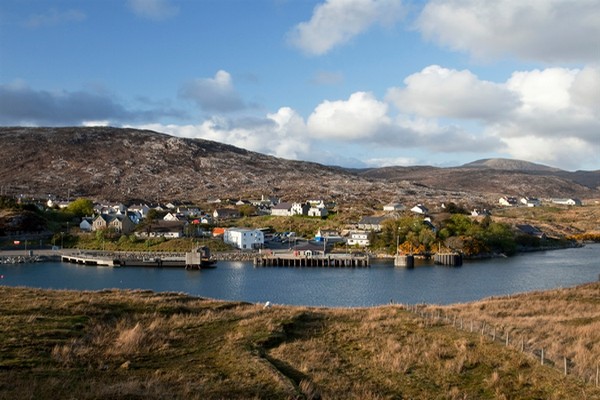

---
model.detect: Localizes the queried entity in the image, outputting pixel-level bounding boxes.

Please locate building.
[347,231,370,247]
[520,197,541,207]
[552,198,582,206]
[223,228,264,250]
[308,206,328,217]
[92,214,135,234]
[499,196,518,207]
[314,229,344,243]
[383,203,404,211]
[410,204,429,214]
[136,221,186,238]
[358,216,388,232]
[270,202,293,216]
[213,208,240,220]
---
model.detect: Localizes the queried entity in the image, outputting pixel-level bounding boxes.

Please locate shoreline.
[0,240,588,265]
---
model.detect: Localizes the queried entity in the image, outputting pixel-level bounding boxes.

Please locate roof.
[272,202,293,210]
[358,216,386,225]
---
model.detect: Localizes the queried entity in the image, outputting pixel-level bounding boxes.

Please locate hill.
[0,127,597,204]
[1,284,599,399]
[461,158,561,172]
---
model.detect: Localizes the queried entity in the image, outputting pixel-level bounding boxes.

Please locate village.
[32,193,586,260]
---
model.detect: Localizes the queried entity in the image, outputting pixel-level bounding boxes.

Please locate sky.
[0,0,599,171]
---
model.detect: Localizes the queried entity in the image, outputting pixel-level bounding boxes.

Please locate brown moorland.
[1,285,599,399]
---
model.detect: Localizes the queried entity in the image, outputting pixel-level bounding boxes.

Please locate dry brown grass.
[1,286,599,399]
[429,282,600,384]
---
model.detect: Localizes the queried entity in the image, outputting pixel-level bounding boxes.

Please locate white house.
[520,197,541,207]
[552,198,582,206]
[383,203,404,211]
[291,202,309,216]
[347,231,370,247]
[410,204,429,214]
[128,204,150,219]
[499,196,518,207]
[308,206,328,217]
[223,228,264,250]
[271,202,293,216]
[163,212,185,222]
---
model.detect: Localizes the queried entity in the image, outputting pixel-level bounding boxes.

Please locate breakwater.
[0,255,59,264]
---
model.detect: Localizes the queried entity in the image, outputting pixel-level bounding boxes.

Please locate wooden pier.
[434,253,463,266]
[254,254,369,268]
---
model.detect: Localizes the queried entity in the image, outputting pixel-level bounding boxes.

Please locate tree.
[65,198,94,218]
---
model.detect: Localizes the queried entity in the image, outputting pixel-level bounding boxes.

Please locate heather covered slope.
[0,285,599,399]
[0,126,597,204]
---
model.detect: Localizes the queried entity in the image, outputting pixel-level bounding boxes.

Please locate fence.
[404,304,600,387]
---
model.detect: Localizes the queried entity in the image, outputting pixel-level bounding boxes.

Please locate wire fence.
[405,304,600,387]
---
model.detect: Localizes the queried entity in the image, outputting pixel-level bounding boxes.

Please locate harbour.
[1,244,598,307]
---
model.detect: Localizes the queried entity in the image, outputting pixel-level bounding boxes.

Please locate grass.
[0,285,599,399]
[428,282,600,385]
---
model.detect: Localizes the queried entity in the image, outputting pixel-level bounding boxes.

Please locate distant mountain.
[461,158,561,172]
[0,127,597,205]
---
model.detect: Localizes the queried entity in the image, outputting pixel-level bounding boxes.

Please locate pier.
[254,253,369,268]
[394,254,415,268]
[434,253,463,266]
[61,254,117,267]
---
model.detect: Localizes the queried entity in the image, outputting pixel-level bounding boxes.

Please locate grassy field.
[1,284,599,399]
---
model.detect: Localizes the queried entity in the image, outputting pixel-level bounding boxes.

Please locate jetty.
[434,252,463,266]
[394,254,415,268]
[254,252,369,268]
[61,253,117,267]
[60,247,217,269]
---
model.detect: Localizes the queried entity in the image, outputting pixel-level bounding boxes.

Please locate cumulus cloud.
[381,64,600,168]
[416,0,600,62]
[132,107,311,161]
[288,0,405,55]
[179,70,245,113]
[0,81,182,126]
[25,8,86,28]
[127,0,179,20]
[307,92,391,139]
[386,65,518,120]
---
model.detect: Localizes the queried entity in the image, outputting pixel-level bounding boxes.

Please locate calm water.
[1,244,599,307]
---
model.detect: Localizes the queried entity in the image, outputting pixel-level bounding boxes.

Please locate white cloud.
[507,68,577,113]
[25,9,86,28]
[416,0,600,62]
[386,65,517,120]
[363,156,418,167]
[307,92,391,139]
[501,136,596,171]
[131,107,311,161]
[127,0,179,21]
[179,70,245,113]
[288,0,405,56]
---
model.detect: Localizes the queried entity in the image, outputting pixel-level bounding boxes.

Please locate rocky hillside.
[0,127,597,205]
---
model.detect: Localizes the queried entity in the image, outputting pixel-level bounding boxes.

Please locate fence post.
[541,348,544,366]
[492,328,496,341]
[470,321,473,333]
[505,332,509,347]
[596,363,598,387]
[564,357,567,376]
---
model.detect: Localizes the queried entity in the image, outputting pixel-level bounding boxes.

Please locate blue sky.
[1,0,599,171]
